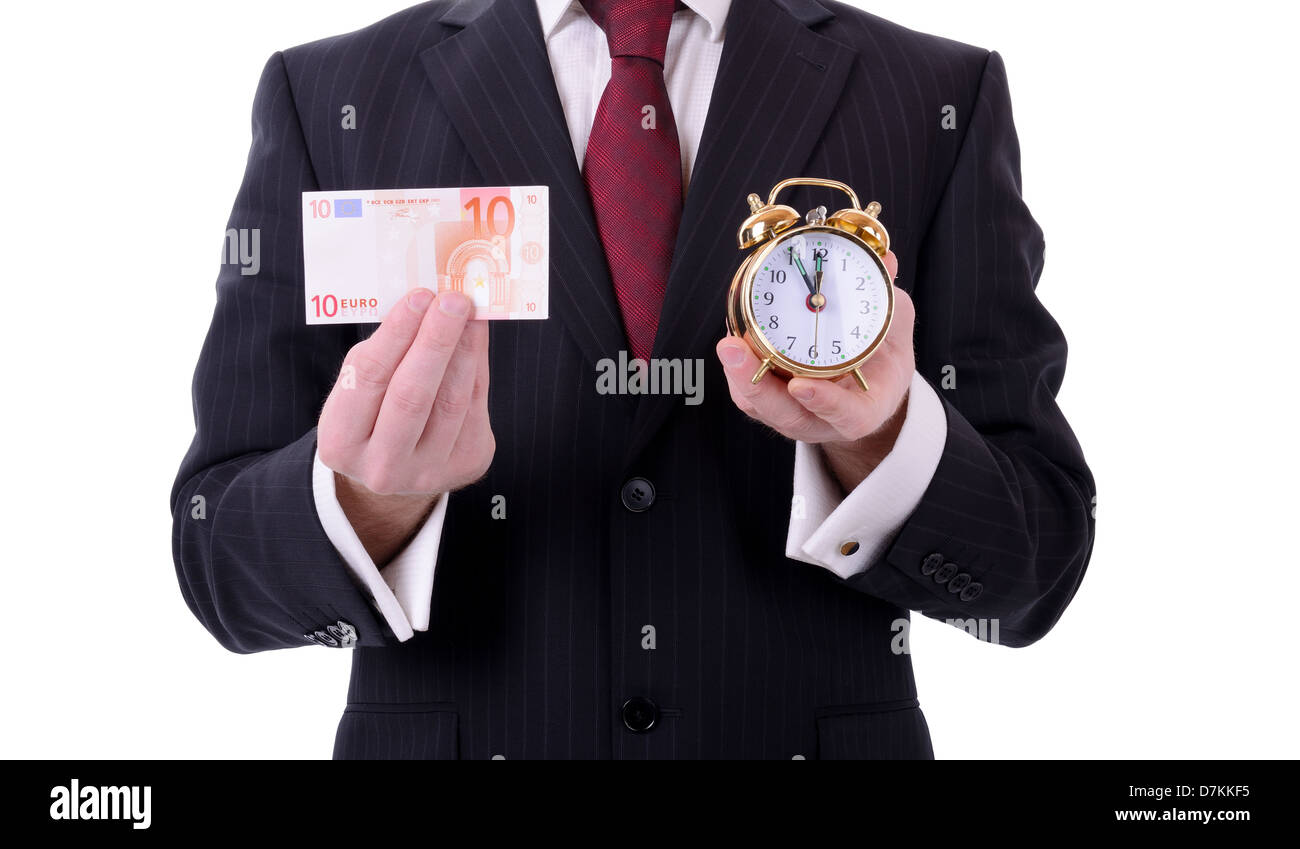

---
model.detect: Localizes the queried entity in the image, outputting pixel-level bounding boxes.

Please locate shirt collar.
[535,0,729,43]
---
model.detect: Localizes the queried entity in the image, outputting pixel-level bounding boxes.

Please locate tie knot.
[580,0,678,64]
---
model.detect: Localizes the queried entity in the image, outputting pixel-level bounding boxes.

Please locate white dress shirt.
[312,0,948,641]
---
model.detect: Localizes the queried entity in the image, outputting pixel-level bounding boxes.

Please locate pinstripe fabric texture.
[171,0,1095,760]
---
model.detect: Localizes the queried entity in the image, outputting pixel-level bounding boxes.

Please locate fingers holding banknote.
[318,288,495,499]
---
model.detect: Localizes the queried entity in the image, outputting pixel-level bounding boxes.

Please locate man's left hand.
[715,251,915,493]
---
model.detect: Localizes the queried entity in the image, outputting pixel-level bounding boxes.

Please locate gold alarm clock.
[726,178,893,391]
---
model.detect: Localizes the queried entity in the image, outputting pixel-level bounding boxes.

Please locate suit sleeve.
[169,52,398,653]
[786,372,947,573]
[312,449,451,640]
[842,51,1096,647]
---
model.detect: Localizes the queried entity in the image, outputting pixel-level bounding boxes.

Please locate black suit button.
[621,697,659,733]
[934,562,959,585]
[959,582,984,602]
[947,573,972,594]
[621,477,656,512]
[920,553,944,576]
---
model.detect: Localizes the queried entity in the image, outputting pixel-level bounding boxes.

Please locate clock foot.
[852,368,869,392]
[751,359,773,385]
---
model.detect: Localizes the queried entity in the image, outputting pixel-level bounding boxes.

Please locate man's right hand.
[317,288,494,566]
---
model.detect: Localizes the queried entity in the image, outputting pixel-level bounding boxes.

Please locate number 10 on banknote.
[302,186,549,324]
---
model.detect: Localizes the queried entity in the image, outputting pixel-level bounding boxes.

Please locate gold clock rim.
[732,223,894,380]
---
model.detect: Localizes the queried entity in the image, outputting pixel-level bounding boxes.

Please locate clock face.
[748,229,891,370]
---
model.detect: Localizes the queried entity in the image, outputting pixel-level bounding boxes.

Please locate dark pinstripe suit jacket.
[171,0,1095,759]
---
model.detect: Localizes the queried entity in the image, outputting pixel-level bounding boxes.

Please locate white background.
[1,0,1295,759]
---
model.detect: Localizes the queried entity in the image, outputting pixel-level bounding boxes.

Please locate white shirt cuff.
[786,371,948,579]
[312,449,449,640]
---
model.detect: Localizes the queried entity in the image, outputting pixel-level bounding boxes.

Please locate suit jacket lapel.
[422,0,629,371]
[627,0,858,462]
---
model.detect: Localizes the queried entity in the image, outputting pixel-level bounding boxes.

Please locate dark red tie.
[581,0,683,361]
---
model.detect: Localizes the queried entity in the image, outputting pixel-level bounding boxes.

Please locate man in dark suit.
[172,0,1094,759]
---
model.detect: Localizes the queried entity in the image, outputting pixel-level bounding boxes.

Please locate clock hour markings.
[749,231,889,370]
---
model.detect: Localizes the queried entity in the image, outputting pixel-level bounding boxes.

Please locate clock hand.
[812,267,824,362]
[792,252,818,297]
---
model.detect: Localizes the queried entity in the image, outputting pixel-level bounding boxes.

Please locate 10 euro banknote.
[302,186,549,324]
